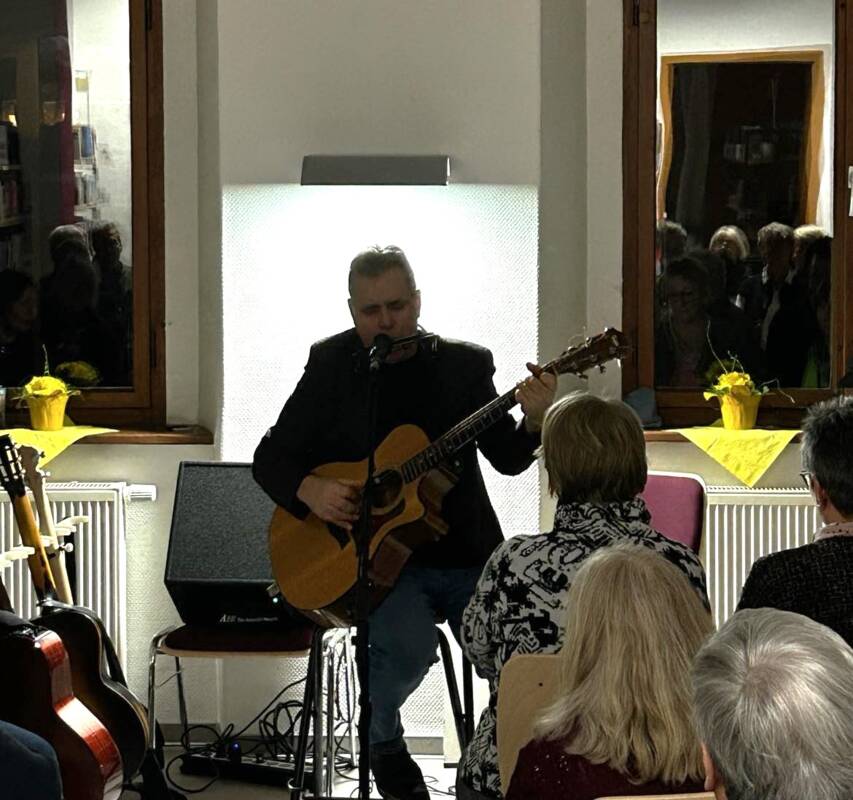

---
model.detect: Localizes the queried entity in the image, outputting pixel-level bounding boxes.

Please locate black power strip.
[179,750,315,787]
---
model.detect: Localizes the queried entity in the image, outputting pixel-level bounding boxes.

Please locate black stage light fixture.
[301,154,450,185]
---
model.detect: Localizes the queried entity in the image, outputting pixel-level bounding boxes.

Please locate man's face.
[349,267,421,360]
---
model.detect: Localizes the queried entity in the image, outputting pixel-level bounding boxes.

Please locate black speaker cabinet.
[165,461,284,625]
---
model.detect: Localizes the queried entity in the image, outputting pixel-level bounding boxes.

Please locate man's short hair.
[801,396,853,515]
[692,608,853,800]
[656,219,688,264]
[756,222,794,256]
[348,245,416,296]
[541,392,647,503]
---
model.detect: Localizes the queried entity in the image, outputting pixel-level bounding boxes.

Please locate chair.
[496,652,560,793]
[147,620,356,797]
[640,471,706,554]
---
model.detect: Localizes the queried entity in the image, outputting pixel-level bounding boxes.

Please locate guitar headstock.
[545,328,631,378]
[17,445,46,494]
[0,435,26,500]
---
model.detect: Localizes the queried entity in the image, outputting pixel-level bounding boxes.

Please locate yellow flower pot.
[719,393,761,431]
[27,394,69,431]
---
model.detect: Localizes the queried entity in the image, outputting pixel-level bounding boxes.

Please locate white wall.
[215,0,540,186]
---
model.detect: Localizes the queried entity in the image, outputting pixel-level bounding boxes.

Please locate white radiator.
[703,486,820,627]
[0,482,154,667]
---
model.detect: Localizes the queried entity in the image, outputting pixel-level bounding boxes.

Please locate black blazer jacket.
[253,329,539,567]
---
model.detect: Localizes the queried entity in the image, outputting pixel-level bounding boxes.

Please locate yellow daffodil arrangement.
[18,351,82,431]
[703,358,766,430]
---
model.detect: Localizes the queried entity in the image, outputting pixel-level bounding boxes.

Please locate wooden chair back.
[496,652,561,793]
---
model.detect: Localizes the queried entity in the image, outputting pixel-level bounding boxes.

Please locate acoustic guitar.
[0,542,123,800]
[268,328,630,627]
[10,440,152,782]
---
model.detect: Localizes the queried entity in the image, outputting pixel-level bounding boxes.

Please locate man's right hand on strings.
[297,475,362,529]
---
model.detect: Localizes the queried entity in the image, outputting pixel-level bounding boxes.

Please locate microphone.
[368,334,394,371]
[368,331,436,371]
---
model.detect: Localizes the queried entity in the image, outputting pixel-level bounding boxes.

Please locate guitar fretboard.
[400,388,517,482]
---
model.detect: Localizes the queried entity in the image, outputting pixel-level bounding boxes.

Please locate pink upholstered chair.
[640,471,706,554]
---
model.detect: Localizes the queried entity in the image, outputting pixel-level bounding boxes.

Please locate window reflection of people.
[40,224,124,385]
[655,256,760,387]
[708,224,749,303]
[655,219,687,275]
[91,222,132,384]
[737,222,815,387]
[801,235,831,387]
[0,271,41,387]
[506,545,712,800]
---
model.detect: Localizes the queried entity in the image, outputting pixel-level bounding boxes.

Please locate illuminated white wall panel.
[221,184,540,543]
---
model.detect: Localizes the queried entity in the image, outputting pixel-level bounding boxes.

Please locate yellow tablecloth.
[675,424,800,487]
[0,426,117,466]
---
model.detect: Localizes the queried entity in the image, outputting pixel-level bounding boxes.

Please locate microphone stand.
[349,340,385,799]
[291,332,432,799]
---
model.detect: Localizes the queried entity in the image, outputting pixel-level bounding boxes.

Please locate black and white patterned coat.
[457,498,709,797]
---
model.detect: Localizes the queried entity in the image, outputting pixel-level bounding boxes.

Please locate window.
[623,0,848,427]
[0,0,163,427]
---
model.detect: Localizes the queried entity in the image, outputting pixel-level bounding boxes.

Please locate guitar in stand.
[13,442,178,797]
[268,328,631,627]
[0,546,124,800]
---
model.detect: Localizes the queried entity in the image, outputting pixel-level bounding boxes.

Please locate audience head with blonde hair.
[536,544,714,785]
[541,392,647,503]
[692,608,853,800]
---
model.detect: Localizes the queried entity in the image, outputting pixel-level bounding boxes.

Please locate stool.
[437,626,475,748]
[288,623,474,798]
[147,620,355,796]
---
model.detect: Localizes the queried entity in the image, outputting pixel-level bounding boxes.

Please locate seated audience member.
[506,545,712,800]
[456,392,708,800]
[655,218,687,275]
[801,235,831,387]
[91,221,132,384]
[692,608,853,800]
[738,396,853,645]
[0,719,62,800]
[655,256,760,387]
[40,224,121,384]
[737,222,814,386]
[0,271,41,386]
[792,223,828,275]
[709,224,750,303]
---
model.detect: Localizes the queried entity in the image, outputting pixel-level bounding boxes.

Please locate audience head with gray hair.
[801,395,853,521]
[692,607,853,800]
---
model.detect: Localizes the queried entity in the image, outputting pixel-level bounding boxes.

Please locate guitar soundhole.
[371,469,404,511]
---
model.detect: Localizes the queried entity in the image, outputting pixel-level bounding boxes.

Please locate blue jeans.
[368,563,482,751]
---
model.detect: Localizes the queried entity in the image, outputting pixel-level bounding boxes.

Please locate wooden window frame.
[45,0,165,429]
[622,0,850,428]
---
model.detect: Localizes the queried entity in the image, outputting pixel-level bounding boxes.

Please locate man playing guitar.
[253,245,555,800]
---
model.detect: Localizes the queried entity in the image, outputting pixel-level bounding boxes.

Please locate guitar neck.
[401,387,518,482]
[24,463,74,604]
[9,493,56,601]
[397,332,628,483]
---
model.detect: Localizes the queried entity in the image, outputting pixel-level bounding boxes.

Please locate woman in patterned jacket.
[456,392,709,800]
